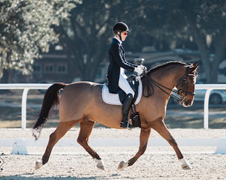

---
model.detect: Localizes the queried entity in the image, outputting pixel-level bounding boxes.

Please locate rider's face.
[121,31,128,41]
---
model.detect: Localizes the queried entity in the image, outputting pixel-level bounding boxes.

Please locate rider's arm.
[110,43,137,72]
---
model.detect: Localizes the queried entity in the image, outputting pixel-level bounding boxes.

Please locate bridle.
[142,65,197,104]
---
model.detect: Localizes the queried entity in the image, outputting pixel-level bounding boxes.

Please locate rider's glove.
[134,67,143,75]
[139,65,147,72]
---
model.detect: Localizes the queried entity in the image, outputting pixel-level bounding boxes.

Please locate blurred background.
[0,0,226,128]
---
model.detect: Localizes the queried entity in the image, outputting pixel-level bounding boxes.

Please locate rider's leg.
[118,74,135,128]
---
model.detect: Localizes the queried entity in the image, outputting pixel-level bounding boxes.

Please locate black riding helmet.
[112,22,130,41]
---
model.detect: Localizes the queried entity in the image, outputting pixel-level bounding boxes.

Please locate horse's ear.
[191,62,199,71]
[193,62,198,67]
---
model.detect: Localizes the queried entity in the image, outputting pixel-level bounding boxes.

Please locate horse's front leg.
[151,119,191,170]
[118,128,151,170]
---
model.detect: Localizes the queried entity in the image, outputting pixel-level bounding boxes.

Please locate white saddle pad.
[102,77,143,105]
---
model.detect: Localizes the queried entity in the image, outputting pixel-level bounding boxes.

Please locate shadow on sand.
[0,175,109,180]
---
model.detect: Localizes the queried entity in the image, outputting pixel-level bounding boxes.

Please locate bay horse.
[33,61,198,171]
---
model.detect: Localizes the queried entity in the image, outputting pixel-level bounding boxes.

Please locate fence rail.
[0,83,226,129]
[0,84,51,129]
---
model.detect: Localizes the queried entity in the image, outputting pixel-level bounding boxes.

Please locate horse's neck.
[151,65,185,90]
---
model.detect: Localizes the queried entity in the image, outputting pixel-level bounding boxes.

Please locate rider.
[107,22,145,128]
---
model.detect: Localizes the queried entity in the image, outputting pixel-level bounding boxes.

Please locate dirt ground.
[0,128,226,180]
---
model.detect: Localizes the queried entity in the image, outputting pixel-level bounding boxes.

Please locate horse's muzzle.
[182,100,193,107]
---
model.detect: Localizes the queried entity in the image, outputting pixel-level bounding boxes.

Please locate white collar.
[114,36,122,44]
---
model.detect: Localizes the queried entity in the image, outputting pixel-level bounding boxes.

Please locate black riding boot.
[120,93,134,128]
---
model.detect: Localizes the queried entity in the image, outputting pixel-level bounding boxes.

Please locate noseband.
[176,65,196,96]
[142,65,196,104]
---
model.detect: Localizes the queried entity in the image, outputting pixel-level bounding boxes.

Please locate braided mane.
[147,61,186,75]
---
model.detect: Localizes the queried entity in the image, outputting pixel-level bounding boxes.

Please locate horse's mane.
[147,61,186,75]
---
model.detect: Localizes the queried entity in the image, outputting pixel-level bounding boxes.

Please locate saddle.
[102,75,142,105]
[102,75,142,128]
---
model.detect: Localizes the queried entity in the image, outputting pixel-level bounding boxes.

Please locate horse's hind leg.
[118,127,151,170]
[77,120,105,170]
[35,120,80,170]
[151,119,191,170]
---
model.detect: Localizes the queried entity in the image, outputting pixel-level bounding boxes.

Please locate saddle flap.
[102,77,142,106]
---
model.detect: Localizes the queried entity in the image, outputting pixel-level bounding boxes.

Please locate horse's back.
[58,81,123,128]
[59,81,102,122]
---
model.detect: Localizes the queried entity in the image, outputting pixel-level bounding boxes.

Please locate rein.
[142,66,195,104]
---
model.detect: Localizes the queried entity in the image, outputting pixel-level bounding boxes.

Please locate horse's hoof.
[118,161,128,170]
[181,164,192,170]
[179,158,192,170]
[35,160,43,170]
[97,161,105,171]
[94,159,105,171]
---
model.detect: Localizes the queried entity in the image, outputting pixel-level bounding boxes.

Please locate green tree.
[143,0,226,83]
[0,0,75,82]
[180,0,226,83]
[53,0,115,81]
[54,0,149,81]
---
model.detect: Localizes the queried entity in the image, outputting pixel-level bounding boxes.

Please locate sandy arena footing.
[0,128,226,180]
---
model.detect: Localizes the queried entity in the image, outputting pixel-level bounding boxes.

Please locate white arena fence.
[0,84,226,129]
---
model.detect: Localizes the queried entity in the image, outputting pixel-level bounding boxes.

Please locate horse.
[33,61,199,171]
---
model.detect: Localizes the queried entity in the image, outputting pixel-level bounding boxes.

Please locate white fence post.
[195,84,226,129]
[21,88,29,129]
[204,89,212,129]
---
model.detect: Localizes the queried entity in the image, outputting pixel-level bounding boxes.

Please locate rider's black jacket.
[107,38,137,93]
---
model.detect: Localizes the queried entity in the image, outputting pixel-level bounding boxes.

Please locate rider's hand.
[134,67,143,75]
[139,65,147,72]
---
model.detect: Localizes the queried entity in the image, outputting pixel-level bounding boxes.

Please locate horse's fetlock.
[128,160,133,166]
[94,158,101,162]
[42,156,49,165]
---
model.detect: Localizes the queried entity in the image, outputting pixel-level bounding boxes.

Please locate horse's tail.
[33,83,66,140]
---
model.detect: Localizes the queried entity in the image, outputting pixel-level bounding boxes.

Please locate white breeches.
[118,72,135,97]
